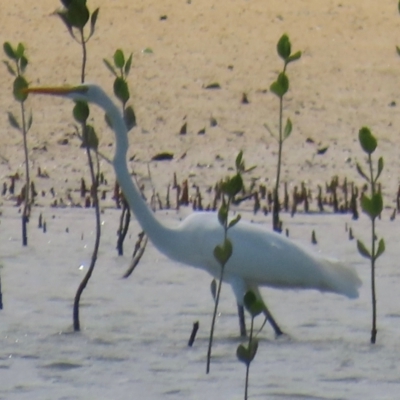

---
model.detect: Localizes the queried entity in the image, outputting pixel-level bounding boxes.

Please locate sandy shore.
[1,0,400,207]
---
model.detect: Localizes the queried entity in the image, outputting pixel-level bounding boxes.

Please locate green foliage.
[270,72,289,98]
[213,239,233,265]
[104,48,137,131]
[13,76,28,102]
[123,106,136,131]
[114,77,130,104]
[277,34,291,60]
[57,0,99,38]
[81,124,99,150]
[236,339,258,366]
[3,42,29,77]
[244,291,264,317]
[360,193,383,220]
[236,289,266,399]
[221,174,243,199]
[359,126,377,155]
[284,118,292,139]
[73,100,90,123]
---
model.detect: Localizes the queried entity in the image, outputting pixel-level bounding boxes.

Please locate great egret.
[26,84,362,337]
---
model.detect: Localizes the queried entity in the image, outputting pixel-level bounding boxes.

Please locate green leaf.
[357,239,371,259]
[248,338,259,361]
[73,100,90,123]
[214,238,233,265]
[270,72,289,98]
[15,43,25,58]
[244,291,264,317]
[286,50,302,64]
[81,124,99,150]
[217,203,228,226]
[361,193,382,219]
[142,47,153,54]
[56,11,76,40]
[398,0,400,14]
[375,238,385,259]
[356,162,370,182]
[103,58,118,77]
[221,174,243,198]
[244,165,256,173]
[7,112,20,130]
[3,60,16,76]
[375,157,384,182]
[124,105,137,131]
[284,117,292,139]
[235,150,244,171]
[228,214,241,228]
[114,49,125,69]
[89,7,100,38]
[236,339,258,366]
[113,77,130,105]
[27,113,33,131]
[397,46,400,57]
[124,53,133,76]
[210,279,217,301]
[358,126,377,155]
[13,75,28,102]
[20,55,28,73]
[66,0,90,29]
[277,34,291,60]
[236,344,251,366]
[263,123,277,140]
[3,42,16,60]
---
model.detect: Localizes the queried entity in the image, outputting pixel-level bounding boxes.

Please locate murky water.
[1,206,399,399]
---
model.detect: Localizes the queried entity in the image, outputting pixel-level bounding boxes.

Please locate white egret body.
[27,84,362,335]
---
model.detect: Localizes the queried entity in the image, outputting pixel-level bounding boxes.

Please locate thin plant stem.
[273,95,284,231]
[80,30,87,84]
[207,198,231,373]
[20,98,30,245]
[73,123,101,331]
[368,153,377,343]
[244,317,254,400]
[206,263,225,374]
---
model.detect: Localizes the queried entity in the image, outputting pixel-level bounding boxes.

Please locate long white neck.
[97,90,174,251]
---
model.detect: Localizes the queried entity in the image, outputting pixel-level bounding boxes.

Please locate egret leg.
[237,303,247,337]
[250,286,284,337]
[262,303,283,337]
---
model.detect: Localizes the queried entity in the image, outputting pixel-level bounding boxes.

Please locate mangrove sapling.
[103,49,138,256]
[237,291,266,400]
[3,42,32,246]
[264,34,301,232]
[56,0,101,331]
[356,127,385,344]
[206,151,246,374]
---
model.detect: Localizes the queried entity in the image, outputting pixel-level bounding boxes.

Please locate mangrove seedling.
[3,41,32,246]
[206,151,245,373]
[356,126,385,344]
[264,34,301,232]
[237,291,266,400]
[56,0,101,331]
[104,48,138,256]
